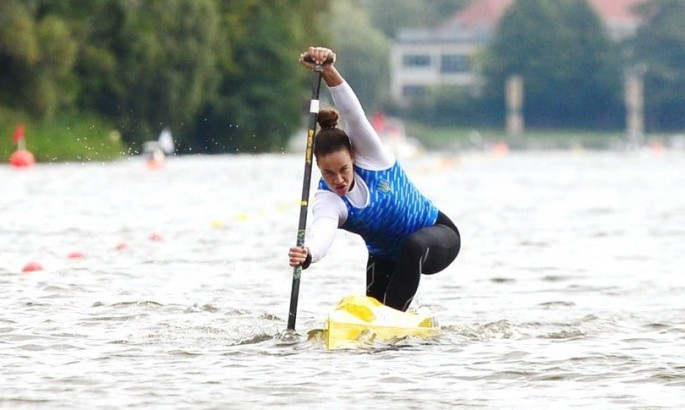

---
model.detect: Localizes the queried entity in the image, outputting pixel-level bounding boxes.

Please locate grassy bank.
[1,107,125,163]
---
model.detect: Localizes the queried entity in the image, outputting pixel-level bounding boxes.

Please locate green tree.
[327,0,389,111]
[194,0,330,153]
[26,0,222,147]
[0,0,333,155]
[62,1,133,118]
[113,0,221,146]
[360,0,467,37]
[482,0,623,128]
[0,1,77,119]
[632,0,685,131]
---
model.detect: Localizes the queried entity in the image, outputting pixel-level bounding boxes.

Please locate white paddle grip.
[309,99,319,114]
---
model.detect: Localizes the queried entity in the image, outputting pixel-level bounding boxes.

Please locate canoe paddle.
[282,55,331,340]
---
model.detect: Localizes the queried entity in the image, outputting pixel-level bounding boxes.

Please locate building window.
[441,54,470,73]
[402,85,426,98]
[403,54,431,68]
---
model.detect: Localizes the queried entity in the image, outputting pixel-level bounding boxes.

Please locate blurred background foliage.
[631,0,685,131]
[1,0,332,155]
[482,0,624,129]
[1,0,684,159]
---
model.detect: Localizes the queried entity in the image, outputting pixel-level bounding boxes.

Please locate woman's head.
[315,108,354,196]
[314,109,351,157]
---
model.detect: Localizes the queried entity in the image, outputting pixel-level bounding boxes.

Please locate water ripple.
[2,152,684,409]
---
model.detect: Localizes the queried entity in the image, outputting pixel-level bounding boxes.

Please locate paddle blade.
[275,328,301,346]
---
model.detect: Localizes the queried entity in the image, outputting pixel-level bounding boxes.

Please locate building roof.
[440,0,513,32]
[441,0,643,31]
[588,0,644,23]
[398,0,645,44]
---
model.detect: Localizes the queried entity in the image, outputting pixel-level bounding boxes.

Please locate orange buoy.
[491,141,510,156]
[648,140,665,153]
[9,149,35,168]
[146,158,164,169]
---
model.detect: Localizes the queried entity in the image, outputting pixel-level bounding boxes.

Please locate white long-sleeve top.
[307,81,395,263]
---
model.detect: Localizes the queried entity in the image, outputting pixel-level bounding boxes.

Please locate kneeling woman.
[288,47,460,312]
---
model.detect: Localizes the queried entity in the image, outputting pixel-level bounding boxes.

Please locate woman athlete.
[288,47,460,312]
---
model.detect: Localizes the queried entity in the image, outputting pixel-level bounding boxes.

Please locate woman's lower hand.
[288,246,309,267]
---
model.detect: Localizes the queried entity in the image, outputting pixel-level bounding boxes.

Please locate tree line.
[2,0,683,157]
[0,0,330,154]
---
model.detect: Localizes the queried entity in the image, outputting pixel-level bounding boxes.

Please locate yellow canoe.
[317,294,441,350]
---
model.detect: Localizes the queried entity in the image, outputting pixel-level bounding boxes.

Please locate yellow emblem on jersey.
[377,179,392,193]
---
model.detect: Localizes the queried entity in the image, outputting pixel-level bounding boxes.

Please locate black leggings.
[365,211,460,311]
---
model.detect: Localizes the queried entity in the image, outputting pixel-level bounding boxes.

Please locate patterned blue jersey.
[318,161,438,261]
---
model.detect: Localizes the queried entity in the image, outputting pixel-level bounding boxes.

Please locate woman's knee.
[421,230,461,274]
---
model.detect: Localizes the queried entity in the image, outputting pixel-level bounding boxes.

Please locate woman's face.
[317,149,354,196]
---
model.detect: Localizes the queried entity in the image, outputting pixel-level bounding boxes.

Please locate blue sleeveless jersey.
[318,161,438,261]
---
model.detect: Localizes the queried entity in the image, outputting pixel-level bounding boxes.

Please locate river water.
[2,148,684,409]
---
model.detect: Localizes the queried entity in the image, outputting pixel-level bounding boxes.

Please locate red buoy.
[22,262,43,273]
[67,251,85,259]
[10,150,35,168]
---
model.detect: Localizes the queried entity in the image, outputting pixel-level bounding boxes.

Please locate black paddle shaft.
[287,60,326,331]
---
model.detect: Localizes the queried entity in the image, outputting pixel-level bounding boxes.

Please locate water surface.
[2,150,684,409]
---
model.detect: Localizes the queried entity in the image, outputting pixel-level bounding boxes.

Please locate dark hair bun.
[317,109,339,129]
